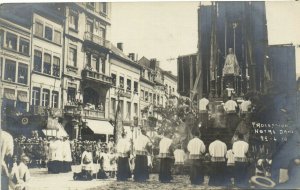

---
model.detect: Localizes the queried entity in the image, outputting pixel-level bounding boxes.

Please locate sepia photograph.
[0,1,300,189]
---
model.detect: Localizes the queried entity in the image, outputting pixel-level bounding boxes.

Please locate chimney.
[117,43,123,51]
[128,53,135,61]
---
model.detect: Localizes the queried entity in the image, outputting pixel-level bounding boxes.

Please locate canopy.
[42,123,68,137]
[85,119,114,135]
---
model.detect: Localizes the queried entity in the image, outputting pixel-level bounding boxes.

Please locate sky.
[110,1,300,77]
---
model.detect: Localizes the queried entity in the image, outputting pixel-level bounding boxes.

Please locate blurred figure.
[1,130,14,190]
[18,155,31,190]
[199,95,210,129]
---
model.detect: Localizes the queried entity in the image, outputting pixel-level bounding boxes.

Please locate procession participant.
[133,129,152,182]
[101,147,111,177]
[173,144,186,175]
[47,137,56,173]
[116,132,131,181]
[208,133,227,186]
[239,97,251,116]
[187,129,206,185]
[62,136,72,172]
[224,96,238,132]
[225,147,235,186]
[9,155,19,190]
[1,130,14,190]
[17,155,31,190]
[199,95,210,129]
[158,132,174,183]
[81,146,94,180]
[107,137,115,153]
[232,133,249,188]
[52,137,63,173]
[109,148,117,178]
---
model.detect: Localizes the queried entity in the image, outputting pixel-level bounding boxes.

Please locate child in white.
[173,145,186,174]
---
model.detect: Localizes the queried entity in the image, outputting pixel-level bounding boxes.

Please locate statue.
[222,48,240,76]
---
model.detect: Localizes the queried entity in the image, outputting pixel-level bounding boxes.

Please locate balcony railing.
[119,89,131,99]
[82,69,112,86]
[30,106,62,116]
[84,32,111,49]
[83,109,105,119]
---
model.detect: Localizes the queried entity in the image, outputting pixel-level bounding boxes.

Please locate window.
[87,2,95,10]
[34,50,42,72]
[69,13,78,30]
[149,93,152,103]
[111,74,116,86]
[6,32,17,50]
[32,87,41,106]
[134,103,138,117]
[18,63,28,84]
[111,98,116,115]
[101,2,107,13]
[54,30,61,44]
[0,30,4,47]
[119,76,124,89]
[16,91,27,112]
[52,91,59,108]
[69,47,77,67]
[157,96,160,105]
[91,55,98,71]
[42,89,50,107]
[141,90,144,100]
[101,58,105,73]
[53,56,60,77]
[127,79,131,92]
[19,38,29,55]
[67,87,76,102]
[45,26,53,41]
[3,88,16,112]
[35,21,43,37]
[134,81,138,93]
[86,20,93,33]
[126,101,131,120]
[145,91,148,102]
[43,53,51,75]
[119,100,124,118]
[153,94,156,104]
[169,86,171,95]
[4,59,16,82]
[173,88,175,92]
[0,58,2,78]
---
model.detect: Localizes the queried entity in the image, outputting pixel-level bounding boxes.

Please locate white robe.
[62,140,72,162]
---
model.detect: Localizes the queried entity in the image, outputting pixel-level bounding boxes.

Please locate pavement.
[27,166,239,190]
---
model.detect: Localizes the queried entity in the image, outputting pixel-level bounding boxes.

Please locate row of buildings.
[0,3,178,142]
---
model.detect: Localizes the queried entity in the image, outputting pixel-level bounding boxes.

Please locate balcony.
[84,32,111,49]
[83,109,105,119]
[119,89,131,99]
[82,69,112,86]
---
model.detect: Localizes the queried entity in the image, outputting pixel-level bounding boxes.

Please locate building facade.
[109,44,141,141]
[0,18,31,116]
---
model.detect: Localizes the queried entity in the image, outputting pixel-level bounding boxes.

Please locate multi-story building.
[30,5,64,116]
[61,2,113,141]
[0,18,31,117]
[109,43,141,140]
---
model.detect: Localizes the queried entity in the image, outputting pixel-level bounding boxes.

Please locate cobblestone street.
[27,167,238,190]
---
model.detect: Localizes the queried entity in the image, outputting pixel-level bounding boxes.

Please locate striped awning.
[17,91,28,102]
[4,89,16,100]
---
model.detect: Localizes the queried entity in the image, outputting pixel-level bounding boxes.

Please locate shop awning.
[85,119,114,135]
[4,89,16,100]
[17,92,28,102]
[42,123,68,137]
